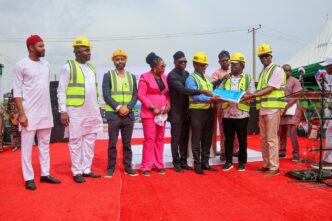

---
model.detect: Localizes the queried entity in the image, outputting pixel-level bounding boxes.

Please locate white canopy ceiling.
[287,18,332,68]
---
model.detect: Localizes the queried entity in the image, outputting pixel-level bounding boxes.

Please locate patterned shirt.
[222,73,256,119]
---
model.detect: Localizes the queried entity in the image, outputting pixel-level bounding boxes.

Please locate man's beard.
[116,63,125,70]
[36,50,45,58]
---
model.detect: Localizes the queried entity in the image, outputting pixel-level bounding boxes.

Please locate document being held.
[212,88,245,103]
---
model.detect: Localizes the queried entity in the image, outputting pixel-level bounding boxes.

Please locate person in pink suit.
[138,52,170,176]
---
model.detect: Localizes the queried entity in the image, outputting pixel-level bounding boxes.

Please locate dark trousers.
[171,120,189,166]
[222,117,249,165]
[189,108,214,166]
[107,116,134,170]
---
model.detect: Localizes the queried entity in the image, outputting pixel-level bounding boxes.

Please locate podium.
[284,90,332,183]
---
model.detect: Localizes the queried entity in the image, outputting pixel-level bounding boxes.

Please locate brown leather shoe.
[264,169,280,176]
[255,167,269,172]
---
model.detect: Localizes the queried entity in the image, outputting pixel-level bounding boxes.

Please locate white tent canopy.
[287,18,332,68]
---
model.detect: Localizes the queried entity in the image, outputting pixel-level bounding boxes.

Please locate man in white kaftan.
[13,35,61,190]
[57,36,103,183]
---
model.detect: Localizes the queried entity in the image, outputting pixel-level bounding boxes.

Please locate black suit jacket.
[102,70,138,121]
[167,68,201,123]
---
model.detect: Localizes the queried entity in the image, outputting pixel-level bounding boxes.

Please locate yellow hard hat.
[231,52,246,63]
[257,43,272,56]
[72,36,93,48]
[192,52,208,64]
[112,49,128,60]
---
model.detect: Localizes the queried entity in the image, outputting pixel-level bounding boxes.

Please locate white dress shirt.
[13,57,53,131]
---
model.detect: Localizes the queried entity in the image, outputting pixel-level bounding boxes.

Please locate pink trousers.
[141,118,165,171]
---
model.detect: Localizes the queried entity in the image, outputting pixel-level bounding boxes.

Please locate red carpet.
[0,135,332,221]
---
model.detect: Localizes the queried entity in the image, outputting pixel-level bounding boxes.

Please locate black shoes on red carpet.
[202,164,217,171]
[125,168,139,176]
[222,163,234,171]
[40,175,61,184]
[194,164,217,175]
[174,164,193,173]
[181,164,193,170]
[73,172,101,183]
[105,169,115,178]
[83,172,101,178]
[173,165,184,173]
[26,175,61,190]
[73,174,85,183]
[25,180,36,190]
[194,166,205,175]
[238,164,246,172]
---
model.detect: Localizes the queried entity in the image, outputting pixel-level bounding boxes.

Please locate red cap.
[26,35,43,47]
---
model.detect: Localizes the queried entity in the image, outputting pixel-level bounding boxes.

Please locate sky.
[1,0,332,95]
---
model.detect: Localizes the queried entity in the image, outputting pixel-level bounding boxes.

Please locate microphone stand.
[318,76,326,182]
[299,71,305,90]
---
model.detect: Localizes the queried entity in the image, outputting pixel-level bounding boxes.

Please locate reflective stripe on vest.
[256,64,286,110]
[66,60,99,106]
[221,74,250,112]
[105,70,134,112]
[188,72,213,109]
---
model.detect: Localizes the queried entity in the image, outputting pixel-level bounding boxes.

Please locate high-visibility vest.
[188,72,213,109]
[256,64,286,110]
[221,74,251,112]
[66,60,99,106]
[105,70,134,112]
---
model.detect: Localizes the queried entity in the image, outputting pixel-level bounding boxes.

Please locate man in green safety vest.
[102,49,138,178]
[185,52,222,175]
[242,43,286,177]
[221,52,255,172]
[57,36,103,183]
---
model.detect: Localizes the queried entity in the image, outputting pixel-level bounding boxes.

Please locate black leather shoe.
[40,175,61,184]
[181,164,193,170]
[173,164,184,173]
[83,172,101,178]
[194,166,205,175]
[73,174,85,183]
[202,164,217,171]
[26,180,36,190]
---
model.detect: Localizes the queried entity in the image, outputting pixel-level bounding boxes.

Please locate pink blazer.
[138,71,170,119]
